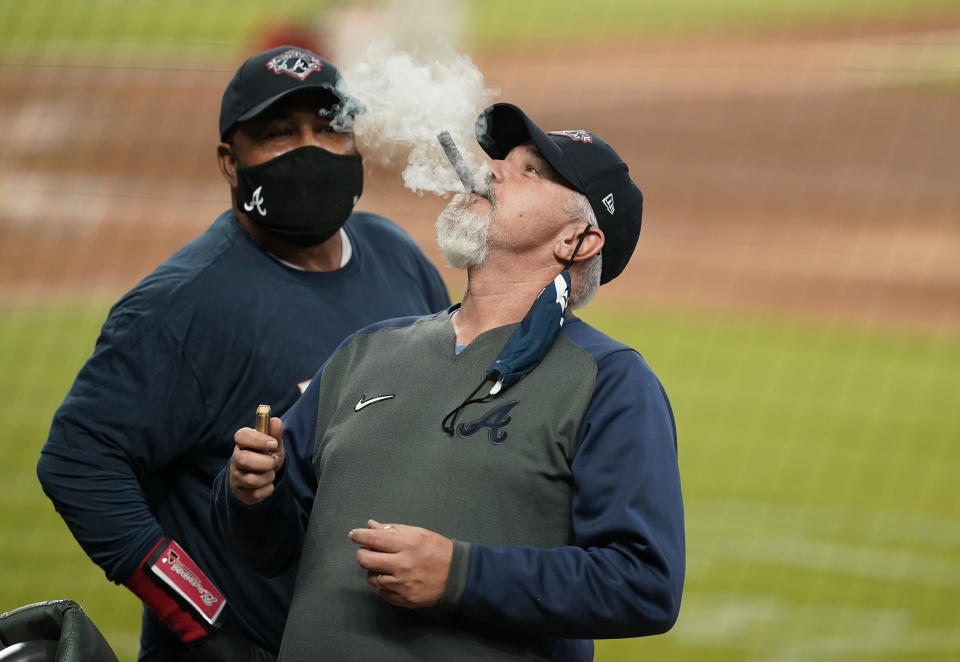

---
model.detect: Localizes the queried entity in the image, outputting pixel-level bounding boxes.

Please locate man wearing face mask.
[36,46,450,662]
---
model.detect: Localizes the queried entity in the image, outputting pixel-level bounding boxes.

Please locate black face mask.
[236,145,364,246]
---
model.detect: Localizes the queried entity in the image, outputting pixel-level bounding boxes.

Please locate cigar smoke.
[336,40,498,196]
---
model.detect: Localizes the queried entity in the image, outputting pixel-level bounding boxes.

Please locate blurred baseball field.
[2,1,958,660]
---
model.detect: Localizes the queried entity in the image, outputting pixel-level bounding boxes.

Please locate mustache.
[444,170,495,215]
[469,171,495,207]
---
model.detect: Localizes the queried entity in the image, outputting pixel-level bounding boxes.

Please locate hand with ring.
[349,519,453,609]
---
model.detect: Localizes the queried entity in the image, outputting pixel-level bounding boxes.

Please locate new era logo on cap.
[602,193,615,214]
[266,48,323,81]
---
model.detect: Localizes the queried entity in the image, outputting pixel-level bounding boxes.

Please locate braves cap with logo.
[219,45,364,141]
[475,102,644,285]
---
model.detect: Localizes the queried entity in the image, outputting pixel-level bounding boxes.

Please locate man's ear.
[555,224,604,265]
[216,142,238,188]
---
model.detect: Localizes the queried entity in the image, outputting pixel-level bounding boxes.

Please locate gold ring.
[383,525,398,532]
[376,574,382,591]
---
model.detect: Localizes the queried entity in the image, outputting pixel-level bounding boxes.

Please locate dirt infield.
[1,21,958,332]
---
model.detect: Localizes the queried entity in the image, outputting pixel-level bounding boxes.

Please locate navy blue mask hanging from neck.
[442,224,591,435]
[487,269,571,396]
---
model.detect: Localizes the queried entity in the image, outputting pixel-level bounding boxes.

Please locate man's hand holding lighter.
[230,415,285,506]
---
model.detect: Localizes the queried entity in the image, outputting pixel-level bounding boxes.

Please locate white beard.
[435,192,494,270]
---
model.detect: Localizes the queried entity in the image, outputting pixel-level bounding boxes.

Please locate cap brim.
[233,84,365,128]
[477,103,588,194]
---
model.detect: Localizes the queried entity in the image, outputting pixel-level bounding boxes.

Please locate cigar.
[437,130,475,192]
[255,404,271,434]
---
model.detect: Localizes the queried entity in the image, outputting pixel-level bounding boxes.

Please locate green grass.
[2,0,957,61]
[468,0,960,45]
[579,304,960,660]
[0,0,334,45]
[3,298,958,659]
[0,0,335,62]
[0,299,143,659]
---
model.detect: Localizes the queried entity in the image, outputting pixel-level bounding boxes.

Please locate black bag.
[0,600,118,662]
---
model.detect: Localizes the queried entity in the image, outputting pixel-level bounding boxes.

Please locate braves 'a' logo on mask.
[457,401,518,444]
[243,186,267,217]
[235,146,363,247]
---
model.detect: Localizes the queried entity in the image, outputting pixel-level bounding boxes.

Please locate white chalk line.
[674,498,960,657]
[675,592,960,658]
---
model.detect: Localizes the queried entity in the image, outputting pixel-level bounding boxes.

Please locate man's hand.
[230,417,284,505]
[348,519,453,609]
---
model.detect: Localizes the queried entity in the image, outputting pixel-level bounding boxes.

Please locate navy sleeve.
[454,349,685,638]
[36,311,207,582]
[420,257,451,312]
[351,212,450,314]
[210,367,323,575]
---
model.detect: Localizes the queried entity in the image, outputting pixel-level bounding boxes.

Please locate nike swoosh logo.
[354,394,395,411]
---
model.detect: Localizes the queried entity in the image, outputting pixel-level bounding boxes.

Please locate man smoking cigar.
[214,102,684,661]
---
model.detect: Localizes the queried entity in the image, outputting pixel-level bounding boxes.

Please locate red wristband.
[125,537,227,643]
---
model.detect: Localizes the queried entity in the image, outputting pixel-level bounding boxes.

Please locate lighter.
[255,404,271,434]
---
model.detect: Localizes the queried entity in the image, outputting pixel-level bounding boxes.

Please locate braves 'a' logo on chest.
[457,401,518,444]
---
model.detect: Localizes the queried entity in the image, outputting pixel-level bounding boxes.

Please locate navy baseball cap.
[219,45,364,141]
[475,103,643,285]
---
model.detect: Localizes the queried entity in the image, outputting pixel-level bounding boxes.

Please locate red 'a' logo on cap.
[266,48,323,80]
